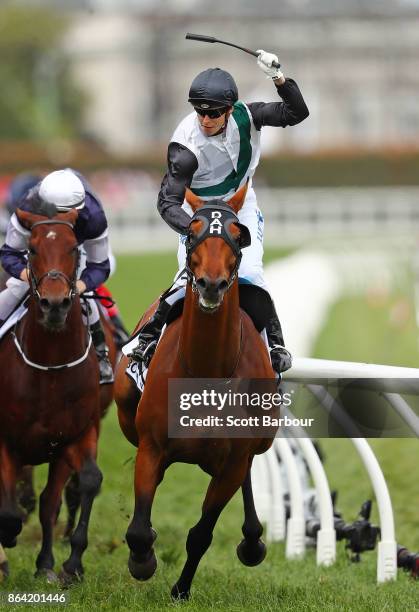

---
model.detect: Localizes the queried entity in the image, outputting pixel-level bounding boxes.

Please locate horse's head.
[16,208,79,330]
[185,182,251,313]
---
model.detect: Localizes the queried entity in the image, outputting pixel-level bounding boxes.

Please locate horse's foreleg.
[126,440,165,581]
[60,426,102,583]
[36,459,72,581]
[171,456,249,601]
[237,465,266,566]
[0,443,22,549]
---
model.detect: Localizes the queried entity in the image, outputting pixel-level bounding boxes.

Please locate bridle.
[27,219,79,302]
[185,204,251,293]
[12,218,92,371]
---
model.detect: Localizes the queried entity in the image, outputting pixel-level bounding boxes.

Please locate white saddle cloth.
[123,324,167,393]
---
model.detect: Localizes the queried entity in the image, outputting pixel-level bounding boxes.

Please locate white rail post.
[264,445,286,542]
[381,392,419,438]
[296,437,336,566]
[274,437,306,559]
[251,454,271,524]
[304,384,397,583]
[281,406,336,566]
[350,438,397,583]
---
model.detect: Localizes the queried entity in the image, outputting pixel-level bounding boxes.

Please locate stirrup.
[131,339,157,367]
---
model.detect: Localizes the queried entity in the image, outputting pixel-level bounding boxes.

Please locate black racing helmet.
[188,68,238,110]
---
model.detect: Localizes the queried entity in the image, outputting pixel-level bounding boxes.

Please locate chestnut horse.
[115,184,276,599]
[0,208,103,583]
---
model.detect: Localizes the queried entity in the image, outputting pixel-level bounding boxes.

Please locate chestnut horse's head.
[16,208,79,331]
[184,182,251,313]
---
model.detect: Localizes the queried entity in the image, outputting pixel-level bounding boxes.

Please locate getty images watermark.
[168,378,315,438]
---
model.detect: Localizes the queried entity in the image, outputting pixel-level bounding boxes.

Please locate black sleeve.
[247,78,309,131]
[157,142,199,235]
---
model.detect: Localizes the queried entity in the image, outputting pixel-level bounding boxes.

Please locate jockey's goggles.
[194,106,229,119]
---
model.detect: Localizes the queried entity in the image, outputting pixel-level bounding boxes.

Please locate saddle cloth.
[124,324,167,393]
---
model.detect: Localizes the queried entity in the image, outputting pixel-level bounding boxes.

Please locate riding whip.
[185,33,281,68]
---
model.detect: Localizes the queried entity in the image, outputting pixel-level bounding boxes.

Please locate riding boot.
[110,313,130,351]
[90,320,114,385]
[130,300,171,367]
[266,300,292,374]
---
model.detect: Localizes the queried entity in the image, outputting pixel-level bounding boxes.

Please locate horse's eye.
[29,247,37,256]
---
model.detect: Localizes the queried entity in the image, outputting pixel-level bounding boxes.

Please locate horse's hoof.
[58,567,83,588]
[171,583,190,601]
[236,538,267,567]
[34,568,58,584]
[128,550,157,581]
[0,561,9,581]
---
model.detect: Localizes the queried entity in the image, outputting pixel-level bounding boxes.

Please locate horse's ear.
[15,208,40,230]
[227,180,249,214]
[185,188,204,213]
[58,210,79,225]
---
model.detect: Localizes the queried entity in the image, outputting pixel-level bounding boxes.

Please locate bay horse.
[0,207,103,583]
[115,183,277,600]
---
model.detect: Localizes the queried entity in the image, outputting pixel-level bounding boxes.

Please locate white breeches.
[173,187,268,291]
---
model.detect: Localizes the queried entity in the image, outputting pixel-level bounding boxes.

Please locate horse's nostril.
[196,278,208,291]
[61,297,71,310]
[39,298,50,311]
[217,279,228,293]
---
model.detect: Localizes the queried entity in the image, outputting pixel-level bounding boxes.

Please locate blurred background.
[1,0,419,252]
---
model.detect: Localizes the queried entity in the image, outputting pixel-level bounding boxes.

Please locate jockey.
[0,168,114,384]
[131,50,309,375]
[2,172,129,351]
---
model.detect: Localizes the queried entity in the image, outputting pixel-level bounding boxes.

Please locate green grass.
[1,252,419,610]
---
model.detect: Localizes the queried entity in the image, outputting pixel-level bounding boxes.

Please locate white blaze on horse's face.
[46,231,57,240]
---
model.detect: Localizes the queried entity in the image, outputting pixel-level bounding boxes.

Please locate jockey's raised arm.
[157,56,308,236]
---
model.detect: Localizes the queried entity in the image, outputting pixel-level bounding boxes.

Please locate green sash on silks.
[192,102,252,198]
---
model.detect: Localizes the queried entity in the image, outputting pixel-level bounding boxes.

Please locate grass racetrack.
[1,250,418,611]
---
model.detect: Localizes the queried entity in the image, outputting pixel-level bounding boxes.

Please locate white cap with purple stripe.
[39,169,85,211]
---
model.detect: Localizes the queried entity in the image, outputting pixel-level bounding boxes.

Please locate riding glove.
[256,50,284,80]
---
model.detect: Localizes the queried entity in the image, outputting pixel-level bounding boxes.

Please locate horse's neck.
[179,281,241,377]
[20,297,87,365]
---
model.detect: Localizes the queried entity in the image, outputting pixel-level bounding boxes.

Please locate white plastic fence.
[252,357,419,583]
